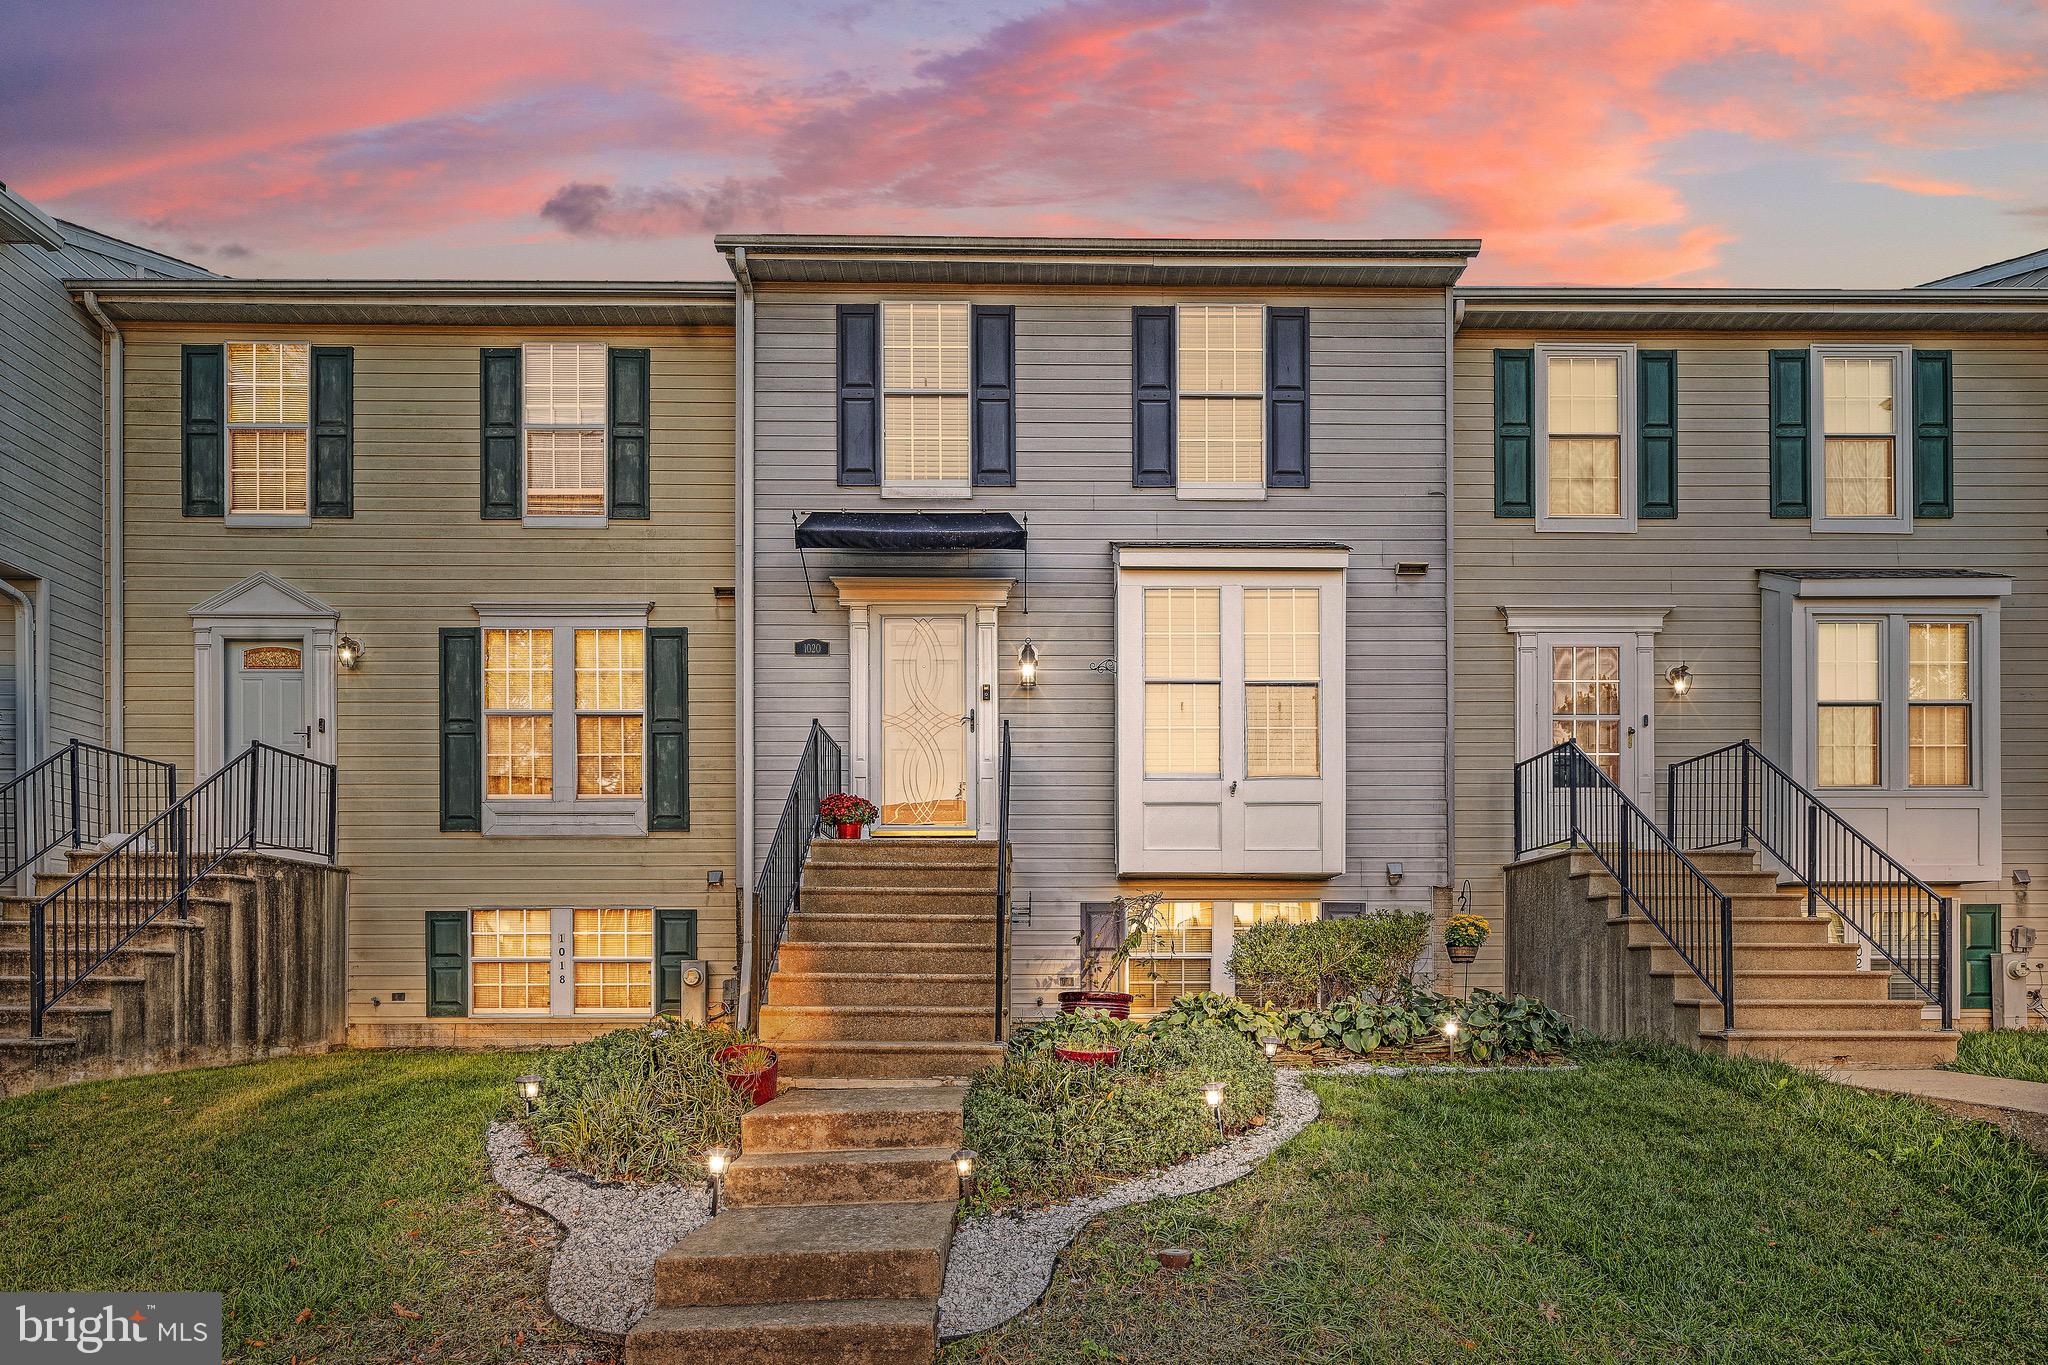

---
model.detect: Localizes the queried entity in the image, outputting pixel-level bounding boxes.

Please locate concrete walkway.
[1826,1068,2048,1156]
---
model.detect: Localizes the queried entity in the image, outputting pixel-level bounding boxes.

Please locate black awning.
[794,510,1027,552]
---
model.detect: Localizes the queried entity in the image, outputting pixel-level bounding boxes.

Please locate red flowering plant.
[819,792,878,826]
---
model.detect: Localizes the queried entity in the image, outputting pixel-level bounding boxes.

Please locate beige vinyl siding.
[752,284,1452,1019]
[1453,331,2048,995]
[117,325,737,1044]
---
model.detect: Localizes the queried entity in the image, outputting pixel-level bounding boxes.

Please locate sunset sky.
[3,0,2045,286]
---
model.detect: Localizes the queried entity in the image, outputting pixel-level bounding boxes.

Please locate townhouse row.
[5,187,2045,1048]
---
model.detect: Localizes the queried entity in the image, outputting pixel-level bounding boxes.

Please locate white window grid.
[1810,345,1912,533]
[570,908,655,1014]
[478,618,649,818]
[225,340,311,519]
[484,628,555,800]
[1815,619,1883,789]
[522,342,608,520]
[469,908,552,1015]
[1533,343,1636,532]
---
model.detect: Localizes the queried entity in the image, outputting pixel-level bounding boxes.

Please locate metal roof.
[1758,568,2010,580]
[718,234,1480,288]
[64,278,735,328]
[1920,246,2048,288]
[1456,287,2048,333]
[0,182,66,249]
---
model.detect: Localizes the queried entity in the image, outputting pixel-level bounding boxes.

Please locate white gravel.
[485,1121,708,1339]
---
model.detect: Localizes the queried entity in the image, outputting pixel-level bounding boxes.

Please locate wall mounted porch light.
[1017,639,1040,690]
[1666,663,1693,697]
[337,635,365,670]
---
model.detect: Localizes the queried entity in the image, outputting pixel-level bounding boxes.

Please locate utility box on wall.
[1991,953,2048,1030]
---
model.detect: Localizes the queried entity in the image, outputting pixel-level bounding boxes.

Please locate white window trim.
[224,339,314,528]
[521,341,611,529]
[469,906,658,1018]
[1805,611,1985,798]
[1123,898,1324,1008]
[1174,303,1267,503]
[1533,342,1637,534]
[1809,343,1913,535]
[1501,604,1669,809]
[475,603,652,836]
[189,572,339,775]
[879,299,974,500]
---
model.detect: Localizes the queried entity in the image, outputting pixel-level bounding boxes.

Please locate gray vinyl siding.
[751,285,1452,1018]
[1452,331,2048,989]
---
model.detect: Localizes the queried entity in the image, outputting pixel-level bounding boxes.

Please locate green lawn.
[0,1050,606,1365]
[944,1044,2048,1364]
[1953,1029,2048,1086]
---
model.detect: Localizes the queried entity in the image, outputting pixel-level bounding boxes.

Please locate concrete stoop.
[626,1084,968,1365]
[0,850,348,1095]
[1507,847,1958,1069]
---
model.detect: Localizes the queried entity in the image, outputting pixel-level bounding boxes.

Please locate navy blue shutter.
[837,305,880,486]
[1768,350,1810,518]
[647,627,689,831]
[1131,307,1176,487]
[608,347,651,520]
[479,348,522,519]
[425,911,468,1016]
[655,909,699,1011]
[181,344,225,517]
[310,346,354,518]
[970,305,1016,486]
[1637,350,1677,519]
[1493,349,1533,517]
[438,628,482,832]
[1266,307,1309,488]
[1912,349,1953,518]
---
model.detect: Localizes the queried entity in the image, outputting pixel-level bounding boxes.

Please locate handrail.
[1,739,177,886]
[1515,739,1735,1029]
[993,719,1012,1043]
[28,741,337,1037]
[749,721,843,1022]
[1666,739,1952,1029]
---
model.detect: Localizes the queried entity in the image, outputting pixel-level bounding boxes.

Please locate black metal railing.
[1515,739,1735,1029]
[1,740,177,886]
[1666,740,1952,1029]
[28,741,337,1037]
[993,719,1012,1043]
[750,721,843,1020]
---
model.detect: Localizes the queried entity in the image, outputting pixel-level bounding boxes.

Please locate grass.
[1952,1029,2048,1085]
[0,1050,608,1364]
[943,1043,2048,1364]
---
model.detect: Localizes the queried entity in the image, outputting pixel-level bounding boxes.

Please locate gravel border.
[937,1059,1579,1340]
[485,1122,708,1338]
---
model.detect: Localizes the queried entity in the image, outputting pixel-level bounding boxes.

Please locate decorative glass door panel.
[1550,644,1622,783]
[878,613,971,829]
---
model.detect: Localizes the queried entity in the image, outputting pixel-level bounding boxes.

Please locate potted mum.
[1058,892,1167,1017]
[1445,912,1490,965]
[819,792,877,840]
[716,1040,780,1106]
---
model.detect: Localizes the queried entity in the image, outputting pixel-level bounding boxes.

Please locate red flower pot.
[1057,990,1133,1018]
[1055,1045,1122,1065]
[716,1045,779,1106]
[834,821,864,840]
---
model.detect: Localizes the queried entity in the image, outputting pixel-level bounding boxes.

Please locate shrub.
[1011,1007,1137,1056]
[1227,911,1430,1007]
[516,1018,754,1182]
[1149,992,1286,1044]
[1287,986,1574,1062]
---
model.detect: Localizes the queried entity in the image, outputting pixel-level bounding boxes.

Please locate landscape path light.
[1260,1035,1281,1060]
[514,1073,542,1115]
[705,1146,731,1216]
[1203,1080,1226,1136]
[954,1148,977,1199]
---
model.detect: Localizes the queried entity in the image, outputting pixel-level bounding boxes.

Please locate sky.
[3,0,2045,286]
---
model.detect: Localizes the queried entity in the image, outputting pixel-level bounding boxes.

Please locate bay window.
[881,301,970,495]
[226,341,311,522]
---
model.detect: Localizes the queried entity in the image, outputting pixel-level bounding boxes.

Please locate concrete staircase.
[626,1083,968,1364]
[759,838,1006,1080]
[0,850,347,1095]
[1508,847,1958,1068]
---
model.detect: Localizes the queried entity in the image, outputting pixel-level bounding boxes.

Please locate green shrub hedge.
[1226,911,1430,1007]
[1153,986,1574,1063]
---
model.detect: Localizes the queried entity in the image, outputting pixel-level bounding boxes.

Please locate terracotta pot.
[1153,1247,1194,1271]
[1447,942,1480,964]
[1057,989,1133,1018]
[1055,1045,1122,1065]
[834,820,864,840]
[716,1045,779,1106]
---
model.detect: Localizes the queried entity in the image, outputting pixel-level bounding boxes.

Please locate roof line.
[1457,286,2048,303]
[65,278,735,298]
[1919,245,2048,288]
[714,232,1480,259]
[52,217,216,276]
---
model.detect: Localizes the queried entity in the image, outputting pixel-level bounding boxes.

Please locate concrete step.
[788,911,995,946]
[0,1002,113,1046]
[773,941,995,977]
[1706,1028,1959,1069]
[1620,915,1833,949]
[626,1298,936,1364]
[725,1146,962,1208]
[806,860,998,891]
[1645,941,1864,974]
[809,838,999,866]
[761,1003,995,1045]
[1711,969,1893,1002]
[1682,998,1930,1031]
[652,1200,956,1307]
[742,1085,965,1155]
[0,943,177,978]
[803,887,1002,914]
[765,971,993,1008]
[772,1039,1007,1081]
[0,972,145,1009]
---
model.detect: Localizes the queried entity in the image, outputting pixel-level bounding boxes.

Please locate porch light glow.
[1666,663,1693,697]
[337,634,365,670]
[1017,639,1040,689]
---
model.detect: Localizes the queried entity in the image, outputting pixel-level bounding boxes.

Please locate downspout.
[732,248,757,1024]
[79,290,124,750]
[1442,292,1462,899]
[0,579,37,767]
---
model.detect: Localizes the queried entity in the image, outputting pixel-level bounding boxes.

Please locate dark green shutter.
[1638,350,1677,519]
[655,908,699,1012]
[1913,349,1953,519]
[1961,904,1999,1010]
[648,627,689,831]
[1131,308,1176,487]
[479,348,522,519]
[1492,349,1533,517]
[438,628,482,832]
[836,305,880,486]
[608,347,651,519]
[425,910,468,1016]
[310,345,354,518]
[181,344,225,517]
[969,305,1016,487]
[1266,307,1309,488]
[1320,903,1368,920]
[1768,350,1810,518]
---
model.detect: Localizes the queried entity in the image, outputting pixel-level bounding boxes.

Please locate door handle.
[962,711,976,733]
[1229,780,1239,795]
[295,726,313,750]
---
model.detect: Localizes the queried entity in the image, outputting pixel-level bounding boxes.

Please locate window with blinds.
[575,628,645,799]
[226,341,310,515]
[1143,587,1222,776]
[482,622,647,810]
[523,342,607,516]
[485,629,555,799]
[1816,621,1881,787]
[882,302,970,486]
[470,908,551,1013]
[1908,622,1970,788]
[1545,354,1621,517]
[571,908,654,1012]
[1244,588,1320,778]
[1176,304,1263,487]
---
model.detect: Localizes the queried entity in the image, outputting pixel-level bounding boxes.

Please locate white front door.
[873,608,975,833]
[1517,632,1655,807]
[226,641,310,758]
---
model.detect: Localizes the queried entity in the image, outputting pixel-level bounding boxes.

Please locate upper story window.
[479,611,648,834]
[522,343,608,520]
[1177,305,1265,497]
[1811,345,1911,533]
[226,341,310,523]
[881,302,970,495]
[1534,344,1635,532]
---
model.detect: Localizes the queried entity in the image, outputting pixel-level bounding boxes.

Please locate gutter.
[731,246,757,1023]
[78,290,124,749]
[1442,294,1461,899]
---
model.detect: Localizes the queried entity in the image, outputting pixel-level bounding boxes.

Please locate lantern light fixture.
[1017,639,1040,690]
[954,1148,978,1197]
[337,634,365,670]
[704,1146,732,1215]
[1666,663,1693,697]
[1260,1035,1281,1060]
[514,1073,543,1113]
[1203,1081,1226,1135]
[1442,1017,1461,1043]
